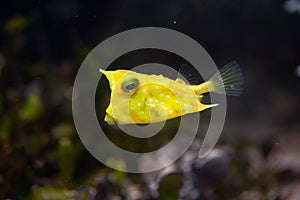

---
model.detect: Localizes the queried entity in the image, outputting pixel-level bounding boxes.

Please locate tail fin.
[208,61,243,96]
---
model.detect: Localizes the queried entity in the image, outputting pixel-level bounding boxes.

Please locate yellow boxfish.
[100,61,243,125]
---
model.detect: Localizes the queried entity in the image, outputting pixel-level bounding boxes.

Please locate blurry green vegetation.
[30,187,78,200]
[19,93,43,121]
[158,172,183,200]
[52,123,78,181]
[4,15,29,34]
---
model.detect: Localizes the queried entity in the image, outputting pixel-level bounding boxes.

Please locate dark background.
[0,0,300,199]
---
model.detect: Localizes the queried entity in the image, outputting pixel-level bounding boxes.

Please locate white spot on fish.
[190,94,194,98]
[121,98,125,103]
[130,106,134,110]
[155,86,159,90]
[114,105,117,109]
[163,107,167,110]
[137,102,141,107]
[142,89,146,93]
[160,93,164,97]
[166,95,170,99]
[161,101,165,105]
[183,103,188,108]
[177,91,181,95]
[148,98,153,102]
[175,100,179,104]
[141,111,144,114]
[154,99,158,103]
[169,110,173,113]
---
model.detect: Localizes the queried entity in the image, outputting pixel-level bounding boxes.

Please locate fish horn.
[99,68,106,73]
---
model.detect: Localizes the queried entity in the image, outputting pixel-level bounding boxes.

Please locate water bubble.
[296,65,300,77]
[284,0,300,14]
[173,20,177,24]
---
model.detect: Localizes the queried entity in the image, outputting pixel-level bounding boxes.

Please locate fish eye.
[126,83,136,90]
[121,78,139,92]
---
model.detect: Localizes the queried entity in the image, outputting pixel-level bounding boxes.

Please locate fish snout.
[104,113,117,125]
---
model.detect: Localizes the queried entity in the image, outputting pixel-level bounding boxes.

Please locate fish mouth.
[104,113,117,125]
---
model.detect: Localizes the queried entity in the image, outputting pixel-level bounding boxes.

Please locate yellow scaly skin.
[100,69,217,124]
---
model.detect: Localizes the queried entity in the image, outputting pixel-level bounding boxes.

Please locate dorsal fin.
[175,77,187,84]
[176,64,201,85]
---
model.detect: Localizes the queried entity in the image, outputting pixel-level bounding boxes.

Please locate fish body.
[100,62,242,125]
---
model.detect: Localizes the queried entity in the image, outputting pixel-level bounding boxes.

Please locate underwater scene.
[1,0,300,199]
